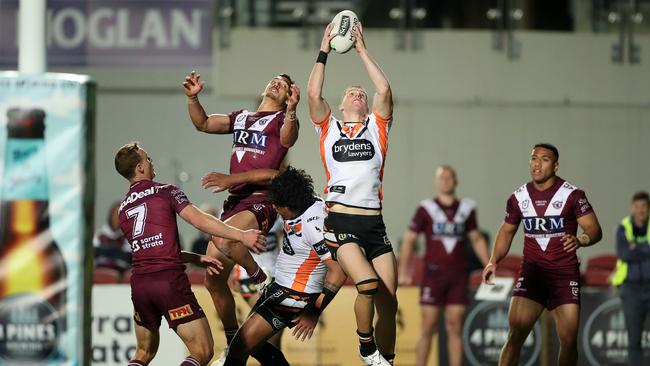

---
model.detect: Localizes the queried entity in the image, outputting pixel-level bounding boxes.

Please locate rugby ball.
[329,10,359,54]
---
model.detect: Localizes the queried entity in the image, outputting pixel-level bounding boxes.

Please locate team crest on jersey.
[521,200,530,209]
[285,222,302,237]
[552,201,563,209]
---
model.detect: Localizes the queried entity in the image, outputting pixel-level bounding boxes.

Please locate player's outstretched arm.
[307,23,335,124]
[201,169,280,193]
[397,229,418,285]
[183,70,231,134]
[180,251,224,275]
[562,212,603,252]
[482,221,518,284]
[351,23,393,119]
[280,84,300,148]
[179,204,266,253]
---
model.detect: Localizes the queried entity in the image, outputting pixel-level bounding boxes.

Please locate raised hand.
[183,70,205,98]
[351,22,366,54]
[286,84,301,111]
[320,23,337,53]
[201,171,233,193]
[241,229,266,254]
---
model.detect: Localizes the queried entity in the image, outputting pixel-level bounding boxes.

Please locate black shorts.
[252,282,316,332]
[323,212,393,261]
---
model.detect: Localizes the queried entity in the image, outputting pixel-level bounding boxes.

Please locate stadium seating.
[92,267,121,284]
[583,254,617,287]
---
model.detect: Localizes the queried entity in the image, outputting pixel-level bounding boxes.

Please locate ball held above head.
[329,10,359,54]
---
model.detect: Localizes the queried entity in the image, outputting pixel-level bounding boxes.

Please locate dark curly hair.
[269,166,317,214]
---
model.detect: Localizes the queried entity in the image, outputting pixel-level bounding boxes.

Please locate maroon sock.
[127,360,147,366]
[179,356,201,366]
[248,266,267,284]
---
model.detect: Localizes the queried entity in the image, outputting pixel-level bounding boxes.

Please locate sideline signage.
[0,0,213,68]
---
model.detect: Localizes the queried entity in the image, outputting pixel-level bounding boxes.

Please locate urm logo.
[522,216,564,233]
[233,130,268,148]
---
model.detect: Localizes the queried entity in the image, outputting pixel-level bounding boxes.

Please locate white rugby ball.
[329,10,359,54]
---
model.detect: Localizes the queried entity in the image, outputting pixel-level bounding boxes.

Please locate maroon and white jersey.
[409,198,478,269]
[118,180,190,274]
[504,177,594,268]
[228,109,289,195]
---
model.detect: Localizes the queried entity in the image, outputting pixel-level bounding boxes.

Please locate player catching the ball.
[307,18,397,366]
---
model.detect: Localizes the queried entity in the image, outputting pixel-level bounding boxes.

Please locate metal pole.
[18,0,47,73]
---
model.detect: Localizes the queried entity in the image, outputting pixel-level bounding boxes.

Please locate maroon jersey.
[504,177,594,268]
[118,180,190,274]
[228,109,289,195]
[409,197,478,269]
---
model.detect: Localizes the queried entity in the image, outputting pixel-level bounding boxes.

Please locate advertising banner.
[0,0,213,68]
[0,72,95,365]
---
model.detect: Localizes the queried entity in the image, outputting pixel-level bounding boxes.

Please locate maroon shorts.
[221,193,278,233]
[130,269,205,331]
[512,261,581,310]
[420,266,469,306]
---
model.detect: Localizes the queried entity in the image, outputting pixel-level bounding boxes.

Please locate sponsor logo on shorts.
[571,287,579,298]
[382,235,392,246]
[168,304,194,321]
[272,317,285,329]
[570,281,578,286]
[253,203,264,211]
[337,233,359,242]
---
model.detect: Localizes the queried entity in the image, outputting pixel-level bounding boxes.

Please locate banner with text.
[0,0,213,68]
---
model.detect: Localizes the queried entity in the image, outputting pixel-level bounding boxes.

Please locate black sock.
[383,353,395,365]
[223,354,247,366]
[357,330,377,356]
[251,342,290,366]
[224,327,238,345]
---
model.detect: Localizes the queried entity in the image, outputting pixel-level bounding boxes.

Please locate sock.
[127,361,147,366]
[251,342,290,366]
[382,353,395,365]
[179,356,200,366]
[224,354,247,366]
[249,266,267,284]
[357,329,377,357]
[224,327,238,345]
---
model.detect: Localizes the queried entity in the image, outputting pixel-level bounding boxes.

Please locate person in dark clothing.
[612,191,650,365]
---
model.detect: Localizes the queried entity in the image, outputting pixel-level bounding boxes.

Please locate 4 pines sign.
[582,297,650,366]
[463,301,541,366]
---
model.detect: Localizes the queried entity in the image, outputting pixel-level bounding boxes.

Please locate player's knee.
[445,318,463,334]
[204,274,228,293]
[505,326,529,346]
[356,278,379,297]
[377,294,398,314]
[557,329,578,348]
[420,322,438,338]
